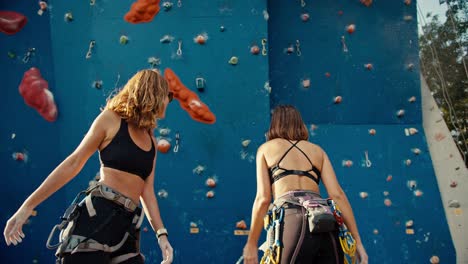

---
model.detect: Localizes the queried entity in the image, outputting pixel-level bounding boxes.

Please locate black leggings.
[280,207,344,264]
[59,196,144,264]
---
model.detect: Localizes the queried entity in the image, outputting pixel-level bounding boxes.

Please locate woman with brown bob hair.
[4,69,174,264]
[243,105,368,264]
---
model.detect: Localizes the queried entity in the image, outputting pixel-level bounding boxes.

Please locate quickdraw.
[260,206,284,264]
[328,199,356,264]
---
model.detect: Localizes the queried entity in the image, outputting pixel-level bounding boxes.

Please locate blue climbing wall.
[0,0,455,264]
[268,0,455,263]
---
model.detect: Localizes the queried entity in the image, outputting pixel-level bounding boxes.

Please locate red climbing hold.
[0,11,28,35]
[124,0,161,24]
[19,68,58,122]
[164,68,216,124]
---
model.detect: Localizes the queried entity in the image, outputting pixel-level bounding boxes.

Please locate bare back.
[262,138,324,199]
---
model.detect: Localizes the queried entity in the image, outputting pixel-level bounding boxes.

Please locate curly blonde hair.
[105,69,169,130]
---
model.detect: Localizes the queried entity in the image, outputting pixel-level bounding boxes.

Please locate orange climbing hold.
[124,0,160,24]
[164,68,216,124]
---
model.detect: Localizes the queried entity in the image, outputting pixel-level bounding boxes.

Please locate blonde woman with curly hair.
[4,69,174,264]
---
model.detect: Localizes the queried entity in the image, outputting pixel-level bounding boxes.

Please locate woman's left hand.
[157,235,173,264]
[243,243,259,264]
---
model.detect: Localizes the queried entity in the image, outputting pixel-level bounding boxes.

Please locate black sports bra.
[99,118,155,180]
[268,140,322,185]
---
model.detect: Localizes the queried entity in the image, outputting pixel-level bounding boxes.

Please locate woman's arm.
[320,149,362,244]
[139,137,173,264]
[4,110,112,245]
[243,146,271,264]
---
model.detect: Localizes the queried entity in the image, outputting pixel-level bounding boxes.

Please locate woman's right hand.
[356,243,368,264]
[3,206,33,246]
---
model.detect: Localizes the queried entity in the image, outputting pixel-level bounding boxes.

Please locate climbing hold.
[38,1,48,16]
[338,10,344,16]
[413,190,423,197]
[157,189,168,198]
[360,0,372,7]
[92,80,103,89]
[12,152,27,162]
[194,33,207,45]
[325,72,331,78]
[220,25,225,32]
[160,35,174,43]
[250,45,260,55]
[162,1,173,11]
[301,13,310,22]
[346,24,356,34]
[190,222,199,234]
[164,68,216,124]
[124,0,161,24]
[406,228,415,235]
[364,63,373,70]
[143,227,149,232]
[206,190,215,198]
[302,79,310,88]
[157,138,171,153]
[195,77,205,92]
[405,220,414,228]
[334,96,342,104]
[411,148,421,155]
[264,81,271,94]
[384,199,392,207]
[407,180,417,190]
[448,200,460,208]
[429,256,440,264]
[8,51,16,59]
[19,67,58,122]
[359,192,368,199]
[383,191,389,196]
[286,44,294,54]
[236,220,247,230]
[11,133,16,139]
[119,35,129,45]
[404,127,418,136]
[206,178,216,188]
[406,63,414,71]
[342,160,353,167]
[310,124,318,131]
[450,181,457,188]
[386,175,393,182]
[241,139,251,148]
[228,56,238,65]
[64,12,73,22]
[0,11,28,35]
[159,128,171,136]
[373,229,379,235]
[263,10,269,21]
[403,15,413,21]
[148,57,161,67]
[397,109,405,118]
[369,129,376,135]
[193,165,206,175]
[405,159,412,166]
[408,96,416,103]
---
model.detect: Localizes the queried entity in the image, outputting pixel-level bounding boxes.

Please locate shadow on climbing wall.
[0,0,455,263]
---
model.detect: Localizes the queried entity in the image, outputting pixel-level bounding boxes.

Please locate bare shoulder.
[93,109,121,138]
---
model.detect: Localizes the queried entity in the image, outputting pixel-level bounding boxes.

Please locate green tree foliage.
[419,0,467,165]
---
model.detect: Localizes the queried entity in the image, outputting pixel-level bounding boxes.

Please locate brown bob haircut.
[105,69,169,131]
[266,105,309,141]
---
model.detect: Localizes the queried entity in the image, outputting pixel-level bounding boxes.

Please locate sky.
[417,0,448,34]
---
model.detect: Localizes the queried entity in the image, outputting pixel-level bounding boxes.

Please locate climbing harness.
[46,182,144,264]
